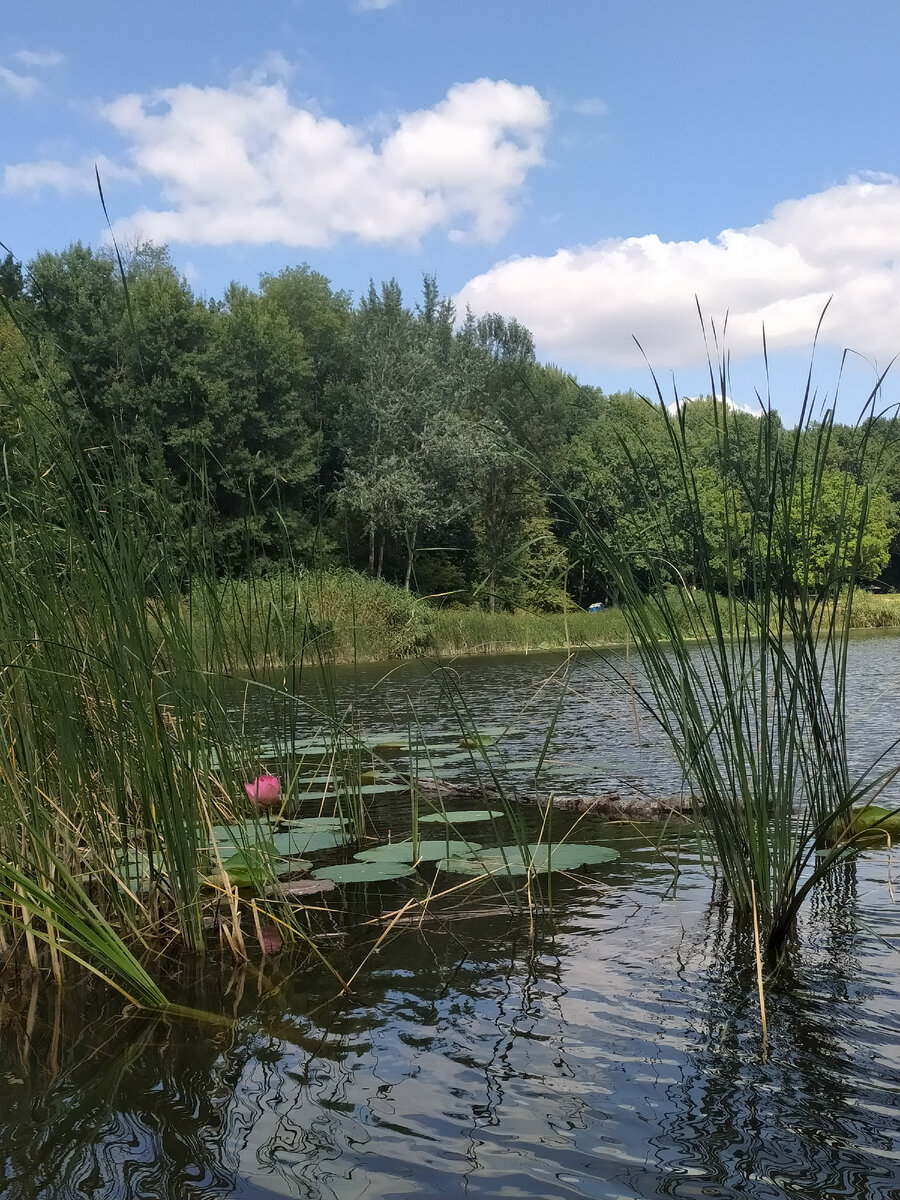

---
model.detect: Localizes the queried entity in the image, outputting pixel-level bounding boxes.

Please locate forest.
[1,241,898,613]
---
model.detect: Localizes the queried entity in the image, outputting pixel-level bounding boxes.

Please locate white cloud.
[456,177,900,368]
[15,49,63,68]
[4,77,549,248]
[0,65,39,98]
[4,155,138,194]
[355,0,398,8]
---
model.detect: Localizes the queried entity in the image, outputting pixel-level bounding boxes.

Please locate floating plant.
[437,843,619,877]
[311,861,417,884]
[354,839,482,864]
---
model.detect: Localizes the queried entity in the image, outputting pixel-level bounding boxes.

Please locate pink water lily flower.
[244,774,281,807]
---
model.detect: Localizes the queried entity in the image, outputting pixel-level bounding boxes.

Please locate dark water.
[3,637,900,1199]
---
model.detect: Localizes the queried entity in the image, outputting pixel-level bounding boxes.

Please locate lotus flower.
[244,773,281,807]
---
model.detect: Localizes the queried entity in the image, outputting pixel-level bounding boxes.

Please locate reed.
[562,326,900,957]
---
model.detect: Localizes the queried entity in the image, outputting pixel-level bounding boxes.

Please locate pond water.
[3,636,900,1199]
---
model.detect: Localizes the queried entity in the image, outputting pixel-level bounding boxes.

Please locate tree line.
[1,242,898,608]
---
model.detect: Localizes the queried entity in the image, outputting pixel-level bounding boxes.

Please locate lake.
[2,635,900,1199]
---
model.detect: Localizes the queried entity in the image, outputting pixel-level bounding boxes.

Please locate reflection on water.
[2,636,900,1199]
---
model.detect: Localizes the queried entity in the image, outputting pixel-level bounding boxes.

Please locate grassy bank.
[199,572,900,665]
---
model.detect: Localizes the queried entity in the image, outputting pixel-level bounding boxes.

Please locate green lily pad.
[215,846,298,888]
[427,751,483,765]
[438,843,620,876]
[352,781,410,796]
[363,735,409,750]
[271,829,346,856]
[459,735,496,749]
[210,821,271,847]
[280,816,347,833]
[354,839,482,864]
[293,741,332,755]
[311,861,416,884]
[113,850,157,891]
[268,877,337,898]
[418,810,505,825]
[544,764,595,778]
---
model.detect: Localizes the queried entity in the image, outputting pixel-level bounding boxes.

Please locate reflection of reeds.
[563,320,900,957]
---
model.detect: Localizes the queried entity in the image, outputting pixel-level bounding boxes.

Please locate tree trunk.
[403,527,418,591]
[376,535,385,580]
[368,522,376,575]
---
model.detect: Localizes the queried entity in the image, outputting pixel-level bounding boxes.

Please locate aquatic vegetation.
[417,809,505,825]
[355,839,482,864]
[311,861,417,884]
[562,323,900,956]
[437,843,620,876]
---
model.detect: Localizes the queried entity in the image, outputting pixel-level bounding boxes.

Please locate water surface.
[3,636,900,1199]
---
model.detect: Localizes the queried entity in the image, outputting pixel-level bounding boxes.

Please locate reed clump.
[564,328,900,958]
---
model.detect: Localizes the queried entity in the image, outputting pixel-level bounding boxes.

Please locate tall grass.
[563,330,900,957]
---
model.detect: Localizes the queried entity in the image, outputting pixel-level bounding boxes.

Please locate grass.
[186,576,900,666]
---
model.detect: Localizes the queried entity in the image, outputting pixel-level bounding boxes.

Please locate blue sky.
[3,0,900,422]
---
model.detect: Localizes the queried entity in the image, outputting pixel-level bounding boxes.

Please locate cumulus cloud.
[456,177,900,368]
[3,77,548,249]
[4,155,138,194]
[0,65,39,99]
[15,49,63,68]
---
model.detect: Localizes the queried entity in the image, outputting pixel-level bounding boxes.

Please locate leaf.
[352,781,410,796]
[210,820,270,848]
[354,839,481,864]
[311,862,416,884]
[437,843,620,876]
[213,847,297,888]
[256,924,283,955]
[267,877,337,899]
[112,850,156,891]
[418,810,505,825]
[280,816,347,834]
[271,829,346,856]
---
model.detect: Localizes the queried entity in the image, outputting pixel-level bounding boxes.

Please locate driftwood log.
[415,775,693,821]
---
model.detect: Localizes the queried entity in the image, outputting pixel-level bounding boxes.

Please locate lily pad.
[271,829,346,856]
[280,816,347,834]
[354,839,482,864]
[418,809,505,825]
[459,735,496,749]
[210,821,271,848]
[266,877,337,899]
[544,764,596,779]
[363,735,409,750]
[311,861,416,884]
[113,850,157,891]
[438,843,620,877]
[352,781,410,796]
[214,847,298,888]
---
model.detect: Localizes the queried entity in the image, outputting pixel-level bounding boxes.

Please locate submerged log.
[415,775,693,820]
[547,792,693,820]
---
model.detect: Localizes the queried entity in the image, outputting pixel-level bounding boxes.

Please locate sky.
[2,0,900,424]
